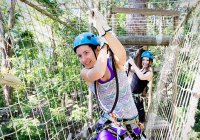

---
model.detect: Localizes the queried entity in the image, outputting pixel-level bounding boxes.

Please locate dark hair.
[88,44,98,50]
[74,44,98,53]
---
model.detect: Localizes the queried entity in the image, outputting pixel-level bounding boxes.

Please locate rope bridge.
[146,1,200,139]
[0,0,199,140]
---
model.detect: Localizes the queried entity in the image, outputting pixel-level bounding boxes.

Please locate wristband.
[101,28,112,37]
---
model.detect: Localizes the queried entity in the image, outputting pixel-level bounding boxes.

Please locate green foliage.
[177,70,195,88]
[0,1,89,138]
[13,30,38,59]
[149,46,165,91]
[0,88,4,106]
[193,100,200,132]
[115,14,127,35]
[113,0,128,7]
[36,0,63,16]
[149,0,178,9]
[70,104,88,121]
[183,21,191,36]
[50,107,67,122]
[1,118,44,140]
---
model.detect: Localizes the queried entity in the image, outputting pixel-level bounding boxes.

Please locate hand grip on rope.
[89,9,111,37]
[111,112,119,126]
[98,37,109,49]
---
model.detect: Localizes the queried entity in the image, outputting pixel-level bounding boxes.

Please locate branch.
[0,7,5,36]
[0,8,9,69]
[8,0,16,29]
[19,0,79,32]
[0,8,7,57]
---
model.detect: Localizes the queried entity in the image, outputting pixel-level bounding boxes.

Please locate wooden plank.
[112,7,180,16]
[118,35,171,46]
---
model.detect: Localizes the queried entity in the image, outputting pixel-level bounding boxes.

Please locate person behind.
[125,50,154,124]
[73,9,141,139]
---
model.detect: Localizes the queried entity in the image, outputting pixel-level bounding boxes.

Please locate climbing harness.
[94,113,142,140]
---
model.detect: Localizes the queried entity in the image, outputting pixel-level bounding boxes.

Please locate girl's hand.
[127,57,135,66]
[89,9,111,36]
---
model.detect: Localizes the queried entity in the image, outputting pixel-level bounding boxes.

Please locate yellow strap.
[111,112,119,126]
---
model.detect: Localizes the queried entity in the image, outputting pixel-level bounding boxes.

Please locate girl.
[126,51,154,124]
[73,9,141,139]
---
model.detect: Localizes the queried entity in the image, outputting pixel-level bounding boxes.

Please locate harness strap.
[127,63,132,76]
[111,112,119,126]
[96,115,141,139]
[94,50,119,114]
[120,117,140,139]
[126,124,138,139]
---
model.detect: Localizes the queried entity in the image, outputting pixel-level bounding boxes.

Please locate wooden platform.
[112,7,180,16]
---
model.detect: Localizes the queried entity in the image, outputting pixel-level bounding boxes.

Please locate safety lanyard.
[94,49,119,114]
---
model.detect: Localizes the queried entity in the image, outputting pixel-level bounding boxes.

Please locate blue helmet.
[141,51,154,60]
[73,32,100,51]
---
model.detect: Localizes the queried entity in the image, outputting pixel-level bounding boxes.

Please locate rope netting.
[0,0,199,140]
[146,1,200,140]
[111,2,180,36]
[0,1,95,139]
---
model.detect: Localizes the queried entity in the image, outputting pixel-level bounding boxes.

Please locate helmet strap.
[92,48,97,59]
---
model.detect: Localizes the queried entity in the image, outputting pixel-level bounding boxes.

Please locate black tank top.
[130,71,149,93]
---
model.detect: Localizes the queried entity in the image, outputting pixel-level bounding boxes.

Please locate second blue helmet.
[141,51,154,60]
[73,32,100,51]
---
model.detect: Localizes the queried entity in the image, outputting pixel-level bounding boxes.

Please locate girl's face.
[142,57,150,68]
[76,45,97,69]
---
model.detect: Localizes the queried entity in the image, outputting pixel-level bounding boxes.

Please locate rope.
[146,1,200,139]
[94,49,119,114]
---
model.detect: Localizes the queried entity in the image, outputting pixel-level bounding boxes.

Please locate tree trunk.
[126,0,147,36]
[19,0,77,32]
[126,0,147,67]
[0,0,16,106]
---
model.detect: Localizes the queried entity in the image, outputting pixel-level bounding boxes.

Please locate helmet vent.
[73,32,100,50]
[87,36,91,40]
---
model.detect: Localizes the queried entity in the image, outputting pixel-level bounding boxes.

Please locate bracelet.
[107,30,116,36]
[102,29,112,37]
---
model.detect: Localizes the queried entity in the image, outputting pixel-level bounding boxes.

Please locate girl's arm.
[104,32,126,66]
[131,60,153,81]
[91,9,126,66]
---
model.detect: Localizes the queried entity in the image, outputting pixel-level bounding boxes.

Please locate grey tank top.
[89,58,138,119]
